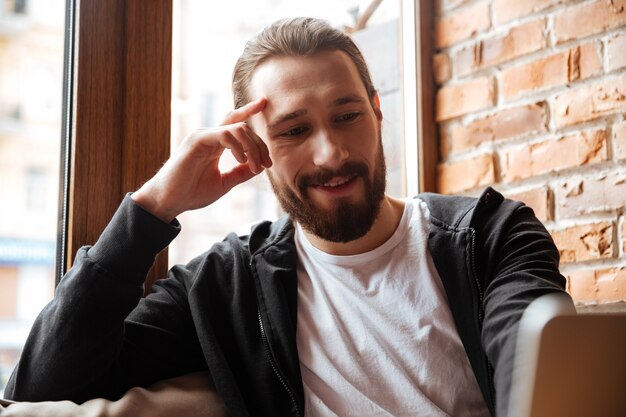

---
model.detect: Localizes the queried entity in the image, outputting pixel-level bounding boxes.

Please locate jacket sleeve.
[4,195,207,403]
[479,203,570,417]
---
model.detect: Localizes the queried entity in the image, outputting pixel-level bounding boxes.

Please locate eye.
[279,126,309,137]
[335,112,361,123]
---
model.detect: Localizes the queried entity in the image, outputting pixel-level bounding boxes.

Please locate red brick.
[501,43,602,100]
[506,187,550,222]
[555,172,626,218]
[553,74,626,127]
[551,222,614,263]
[594,269,626,301]
[455,19,546,77]
[436,153,495,194]
[435,77,495,121]
[455,46,480,79]
[567,268,626,303]
[554,0,626,44]
[499,129,608,182]
[607,32,626,72]
[493,0,565,25]
[454,46,479,78]
[434,53,451,85]
[443,102,547,156]
[577,42,605,80]
[435,1,490,49]
[615,121,626,161]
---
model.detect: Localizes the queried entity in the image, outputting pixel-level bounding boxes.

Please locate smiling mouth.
[298,161,369,196]
[316,175,354,187]
[310,175,359,193]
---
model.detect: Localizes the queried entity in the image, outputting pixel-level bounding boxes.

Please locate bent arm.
[5,99,272,403]
[4,195,204,403]
[480,204,570,417]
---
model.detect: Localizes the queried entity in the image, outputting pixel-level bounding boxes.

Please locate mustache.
[297,161,370,188]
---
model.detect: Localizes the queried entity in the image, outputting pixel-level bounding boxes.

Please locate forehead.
[247,50,369,105]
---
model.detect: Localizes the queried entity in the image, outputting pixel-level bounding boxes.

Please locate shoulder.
[174,215,295,275]
[161,216,295,300]
[247,215,295,254]
[416,187,526,231]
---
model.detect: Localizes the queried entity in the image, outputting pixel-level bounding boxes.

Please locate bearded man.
[5,17,568,417]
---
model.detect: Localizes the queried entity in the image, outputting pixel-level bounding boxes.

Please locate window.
[25,168,47,211]
[0,0,64,394]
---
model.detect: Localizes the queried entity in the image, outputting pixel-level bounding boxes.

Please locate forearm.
[2,372,226,417]
[481,205,568,416]
[5,195,180,402]
[5,250,143,401]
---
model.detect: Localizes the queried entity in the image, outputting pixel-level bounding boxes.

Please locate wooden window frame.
[58,0,173,290]
[402,0,436,195]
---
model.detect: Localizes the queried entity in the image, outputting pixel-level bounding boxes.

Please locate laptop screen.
[508,293,626,417]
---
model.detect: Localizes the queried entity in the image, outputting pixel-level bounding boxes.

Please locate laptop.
[508,292,626,417]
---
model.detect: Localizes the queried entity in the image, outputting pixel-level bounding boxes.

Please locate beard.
[267,139,387,243]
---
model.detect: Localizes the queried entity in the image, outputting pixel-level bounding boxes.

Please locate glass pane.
[170,0,403,266]
[0,0,65,394]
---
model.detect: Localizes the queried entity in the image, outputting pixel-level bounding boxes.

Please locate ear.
[372,93,383,123]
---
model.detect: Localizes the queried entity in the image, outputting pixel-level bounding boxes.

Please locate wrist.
[131,183,178,223]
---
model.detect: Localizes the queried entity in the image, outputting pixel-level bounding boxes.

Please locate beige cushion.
[0,372,227,417]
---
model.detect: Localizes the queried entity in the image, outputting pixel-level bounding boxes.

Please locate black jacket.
[6,187,567,417]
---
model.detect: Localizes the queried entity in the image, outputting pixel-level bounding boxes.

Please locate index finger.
[221,97,267,125]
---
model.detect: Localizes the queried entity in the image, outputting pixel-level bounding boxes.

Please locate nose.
[311,128,349,169]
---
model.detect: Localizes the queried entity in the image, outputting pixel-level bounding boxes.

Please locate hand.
[132,97,272,223]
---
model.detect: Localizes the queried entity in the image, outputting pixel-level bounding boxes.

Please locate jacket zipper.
[257,309,302,417]
[469,231,484,321]
[469,230,496,410]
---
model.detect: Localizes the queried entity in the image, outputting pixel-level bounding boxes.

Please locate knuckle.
[233,123,249,137]
[221,132,236,145]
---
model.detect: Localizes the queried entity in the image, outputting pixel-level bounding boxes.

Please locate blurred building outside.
[0,0,64,394]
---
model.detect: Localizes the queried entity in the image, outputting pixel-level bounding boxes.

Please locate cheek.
[266,143,285,169]
[268,147,313,191]
[266,153,293,183]
[269,142,304,171]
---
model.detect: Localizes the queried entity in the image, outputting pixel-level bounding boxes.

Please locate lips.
[297,161,370,195]
[314,175,355,188]
[309,175,359,196]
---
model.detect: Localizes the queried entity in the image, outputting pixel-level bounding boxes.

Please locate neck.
[303,194,405,256]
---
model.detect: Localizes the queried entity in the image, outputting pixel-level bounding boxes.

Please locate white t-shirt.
[295,198,490,417]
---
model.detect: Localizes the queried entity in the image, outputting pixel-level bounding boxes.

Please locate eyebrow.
[267,109,307,131]
[266,95,366,130]
[332,95,366,106]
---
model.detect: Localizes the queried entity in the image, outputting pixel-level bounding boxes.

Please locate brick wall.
[433,0,626,305]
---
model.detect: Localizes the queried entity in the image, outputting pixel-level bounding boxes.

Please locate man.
[5,17,567,416]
